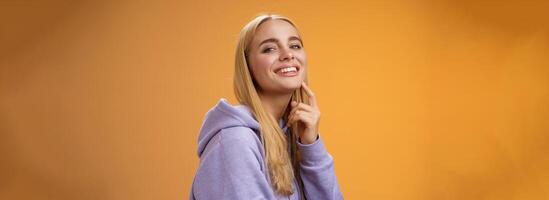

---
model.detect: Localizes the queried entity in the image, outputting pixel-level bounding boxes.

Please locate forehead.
[253,19,299,42]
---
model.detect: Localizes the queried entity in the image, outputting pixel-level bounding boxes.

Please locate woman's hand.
[288,82,320,144]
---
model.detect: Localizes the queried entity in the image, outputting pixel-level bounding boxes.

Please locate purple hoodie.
[190,98,343,200]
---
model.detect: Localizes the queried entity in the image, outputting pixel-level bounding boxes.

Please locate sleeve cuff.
[296,135,331,164]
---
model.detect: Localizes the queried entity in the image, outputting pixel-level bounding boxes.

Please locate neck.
[258,91,292,122]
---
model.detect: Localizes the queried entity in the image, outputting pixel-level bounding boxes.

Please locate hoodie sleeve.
[192,127,278,200]
[297,136,344,200]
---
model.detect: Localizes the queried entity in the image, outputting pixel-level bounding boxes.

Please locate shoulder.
[212,127,265,170]
[217,126,262,149]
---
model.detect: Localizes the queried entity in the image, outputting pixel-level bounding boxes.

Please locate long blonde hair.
[233,13,310,197]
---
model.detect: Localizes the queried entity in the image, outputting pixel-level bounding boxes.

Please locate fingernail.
[291,101,297,106]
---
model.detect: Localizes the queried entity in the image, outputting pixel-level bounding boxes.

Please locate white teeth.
[280,67,297,73]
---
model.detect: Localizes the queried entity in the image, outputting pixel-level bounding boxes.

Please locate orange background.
[1,0,548,199]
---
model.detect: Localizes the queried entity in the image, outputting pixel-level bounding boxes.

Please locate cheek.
[251,55,275,73]
[296,53,308,67]
[249,56,272,80]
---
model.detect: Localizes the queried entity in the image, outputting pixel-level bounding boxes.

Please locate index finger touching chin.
[301,82,317,107]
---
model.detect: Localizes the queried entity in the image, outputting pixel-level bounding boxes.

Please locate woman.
[190,13,343,200]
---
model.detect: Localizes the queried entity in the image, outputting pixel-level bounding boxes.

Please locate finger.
[287,115,294,127]
[291,102,313,113]
[288,110,296,124]
[288,110,299,126]
[301,82,317,108]
[290,101,311,114]
[288,110,302,125]
[290,110,310,125]
[294,112,314,127]
[289,107,314,122]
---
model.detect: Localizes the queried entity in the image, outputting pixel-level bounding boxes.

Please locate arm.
[192,127,277,200]
[298,136,344,200]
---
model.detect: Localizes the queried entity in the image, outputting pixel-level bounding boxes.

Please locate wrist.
[299,134,319,144]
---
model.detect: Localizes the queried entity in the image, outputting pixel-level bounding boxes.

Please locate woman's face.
[247,19,307,95]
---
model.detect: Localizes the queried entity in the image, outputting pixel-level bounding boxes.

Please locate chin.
[266,75,304,93]
[278,81,302,93]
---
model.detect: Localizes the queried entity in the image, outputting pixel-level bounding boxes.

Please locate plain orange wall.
[1,0,548,199]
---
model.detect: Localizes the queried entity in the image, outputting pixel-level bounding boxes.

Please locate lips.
[274,65,300,77]
[274,65,300,74]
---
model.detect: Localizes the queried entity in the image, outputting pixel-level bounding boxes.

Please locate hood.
[196,98,259,157]
[196,98,288,157]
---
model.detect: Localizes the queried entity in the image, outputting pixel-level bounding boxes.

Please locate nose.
[279,47,295,61]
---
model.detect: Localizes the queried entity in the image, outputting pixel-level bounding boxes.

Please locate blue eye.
[291,44,302,49]
[262,47,275,53]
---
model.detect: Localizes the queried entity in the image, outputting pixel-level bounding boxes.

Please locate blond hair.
[233,13,310,197]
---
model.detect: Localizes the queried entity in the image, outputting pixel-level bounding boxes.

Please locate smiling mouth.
[274,66,299,77]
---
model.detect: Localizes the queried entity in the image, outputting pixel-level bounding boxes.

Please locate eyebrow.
[258,36,303,47]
